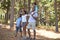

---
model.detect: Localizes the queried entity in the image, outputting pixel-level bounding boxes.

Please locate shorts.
[16,26,22,32]
[22,22,27,27]
[27,22,36,30]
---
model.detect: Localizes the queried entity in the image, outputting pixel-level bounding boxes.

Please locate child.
[15,14,22,37]
[33,2,38,13]
[21,9,28,39]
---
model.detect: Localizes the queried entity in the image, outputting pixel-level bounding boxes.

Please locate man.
[27,2,38,40]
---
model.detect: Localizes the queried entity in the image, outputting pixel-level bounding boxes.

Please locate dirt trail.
[0,28,60,40]
[0,24,60,40]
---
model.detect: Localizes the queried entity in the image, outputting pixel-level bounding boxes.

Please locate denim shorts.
[22,22,27,27]
[16,26,22,32]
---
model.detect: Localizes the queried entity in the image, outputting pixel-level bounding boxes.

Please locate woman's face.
[22,10,25,15]
[21,8,24,12]
[21,8,24,15]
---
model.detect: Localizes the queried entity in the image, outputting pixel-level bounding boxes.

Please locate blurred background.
[0,0,60,40]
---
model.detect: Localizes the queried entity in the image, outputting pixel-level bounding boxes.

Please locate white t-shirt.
[22,14,27,22]
[28,11,38,22]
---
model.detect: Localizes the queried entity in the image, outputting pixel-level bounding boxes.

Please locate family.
[15,2,38,40]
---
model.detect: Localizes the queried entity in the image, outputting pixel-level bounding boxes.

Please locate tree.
[10,0,15,28]
[54,0,58,32]
[24,0,26,7]
[28,0,31,12]
[57,0,60,21]
[0,0,3,3]
[1,0,10,24]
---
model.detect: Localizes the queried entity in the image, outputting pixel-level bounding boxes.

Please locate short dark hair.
[33,2,37,5]
[24,10,27,14]
[19,14,22,17]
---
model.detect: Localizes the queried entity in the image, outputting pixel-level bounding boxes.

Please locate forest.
[0,0,60,40]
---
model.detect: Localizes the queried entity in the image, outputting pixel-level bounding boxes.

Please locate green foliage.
[19,1,24,8]
[1,0,11,10]
[58,21,60,25]
[31,0,34,3]
[0,0,60,26]
[50,13,55,23]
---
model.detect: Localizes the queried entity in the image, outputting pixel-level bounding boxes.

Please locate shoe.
[33,38,36,40]
[29,37,32,40]
[22,36,27,40]
[27,37,32,40]
[20,37,23,40]
[15,35,17,37]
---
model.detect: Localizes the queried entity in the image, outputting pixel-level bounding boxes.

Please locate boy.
[15,14,22,37]
[33,2,38,13]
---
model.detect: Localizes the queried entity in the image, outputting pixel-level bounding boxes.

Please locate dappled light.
[0,0,60,40]
[0,24,60,40]
[36,29,60,39]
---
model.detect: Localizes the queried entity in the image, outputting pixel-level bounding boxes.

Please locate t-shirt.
[28,11,38,22]
[34,5,38,12]
[16,17,22,27]
[22,14,27,22]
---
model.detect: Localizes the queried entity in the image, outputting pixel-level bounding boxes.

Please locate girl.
[22,9,28,39]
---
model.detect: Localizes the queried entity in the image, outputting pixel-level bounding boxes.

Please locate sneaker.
[20,37,23,40]
[15,35,17,37]
[27,37,32,40]
[33,38,36,40]
[22,36,27,40]
[30,37,32,40]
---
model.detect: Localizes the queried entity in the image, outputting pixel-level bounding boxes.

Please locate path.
[0,24,60,40]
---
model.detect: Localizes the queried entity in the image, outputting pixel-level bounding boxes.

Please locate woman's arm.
[26,15,30,22]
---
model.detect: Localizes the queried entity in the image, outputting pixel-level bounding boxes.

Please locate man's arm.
[32,15,38,20]
[32,12,38,20]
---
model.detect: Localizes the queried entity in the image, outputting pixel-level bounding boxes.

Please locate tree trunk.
[28,0,31,12]
[24,0,26,7]
[45,10,47,26]
[0,0,3,3]
[16,0,20,2]
[10,0,15,28]
[5,6,10,24]
[5,11,8,24]
[35,0,37,3]
[54,0,58,32]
